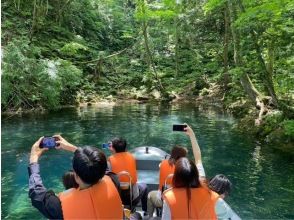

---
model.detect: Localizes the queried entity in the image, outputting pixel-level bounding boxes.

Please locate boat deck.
[137,170,159,191]
[131,146,169,191]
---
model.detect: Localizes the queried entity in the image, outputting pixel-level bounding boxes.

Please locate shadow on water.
[2,102,294,219]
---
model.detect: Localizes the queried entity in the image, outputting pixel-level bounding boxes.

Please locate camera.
[39,137,58,149]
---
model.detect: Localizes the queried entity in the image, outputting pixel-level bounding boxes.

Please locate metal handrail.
[117,171,133,211]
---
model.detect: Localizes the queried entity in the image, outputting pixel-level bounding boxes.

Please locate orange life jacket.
[159,159,175,190]
[108,152,137,184]
[163,187,219,220]
[59,175,123,219]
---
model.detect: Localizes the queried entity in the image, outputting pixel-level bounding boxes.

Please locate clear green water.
[1,103,294,219]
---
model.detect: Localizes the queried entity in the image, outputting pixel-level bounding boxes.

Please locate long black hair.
[172,157,201,218]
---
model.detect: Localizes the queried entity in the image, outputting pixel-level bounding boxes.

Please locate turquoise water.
[1,103,294,219]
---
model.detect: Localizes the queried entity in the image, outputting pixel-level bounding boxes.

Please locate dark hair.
[62,170,78,189]
[172,157,201,218]
[168,145,188,166]
[208,174,232,196]
[72,146,107,185]
[111,137,127,153]
[172,157,200,188]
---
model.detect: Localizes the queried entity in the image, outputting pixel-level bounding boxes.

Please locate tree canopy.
[2,0,294,140]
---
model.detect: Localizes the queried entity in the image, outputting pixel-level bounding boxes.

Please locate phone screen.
[102,143,110,149]
[172,124,187,132]
[40,137,56,149]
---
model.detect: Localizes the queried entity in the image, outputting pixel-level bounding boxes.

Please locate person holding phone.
[161,124,218,219]
[28,135,123,219]
[172,124,206,182]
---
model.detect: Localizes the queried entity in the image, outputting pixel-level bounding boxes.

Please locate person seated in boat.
[108,137,148,214]
[147,146,187,217]
[28,135,123,219]
[209,174,241,220]
[62,168,121,191]
[62,170,78,190]
[161,124,218,219]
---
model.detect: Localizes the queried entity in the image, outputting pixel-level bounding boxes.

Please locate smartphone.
[102,143,110,149]
[40,137,57,149]
[172,124,187,132]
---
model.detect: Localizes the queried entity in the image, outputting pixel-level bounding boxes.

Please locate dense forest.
[2,0,294,146]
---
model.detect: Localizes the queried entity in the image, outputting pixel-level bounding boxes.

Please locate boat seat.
[117,171,134,211]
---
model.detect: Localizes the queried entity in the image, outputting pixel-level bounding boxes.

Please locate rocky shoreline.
[2,86,293,153]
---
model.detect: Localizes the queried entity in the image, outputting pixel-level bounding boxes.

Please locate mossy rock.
[237,114,259,135]
[227,100,251,118]
[259,111,284,137]
[267,127,294,155]
[200,88,210,96]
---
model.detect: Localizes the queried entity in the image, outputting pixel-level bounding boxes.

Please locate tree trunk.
[222,3,230,88]
[251,32,278,106]
[237,0,278,107]
[29,0,37,41]
[229,0,260,101]
[228,0,268,125]
[223,4,229,73]
[175,17,180,76]
[228,0,241,66]
[140,3,164,92]
[266,40,274,77]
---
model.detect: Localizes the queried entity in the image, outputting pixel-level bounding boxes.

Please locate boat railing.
[117,171,133,211]
[162,173,174,192]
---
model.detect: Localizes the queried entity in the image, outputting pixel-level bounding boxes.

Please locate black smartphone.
[40,137,57,149]
[173,124,187,132]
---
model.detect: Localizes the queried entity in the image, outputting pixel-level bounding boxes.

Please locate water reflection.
[1,103,294,219]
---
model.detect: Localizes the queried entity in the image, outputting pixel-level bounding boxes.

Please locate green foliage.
[282,120,294,136]
[2,39,82,110]
[261,111,284,136]
[235,0,284,29]
[2,39,53,110]
[56,60,82,104]
[1,0,293,127]
[204,0,226,13]
[60,42,88,56]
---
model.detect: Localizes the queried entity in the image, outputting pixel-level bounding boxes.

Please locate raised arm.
[184,124,202,165]
[54,135,78,152]
[28,137,63,219]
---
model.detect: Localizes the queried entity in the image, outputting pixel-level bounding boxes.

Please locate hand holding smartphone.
[39,137,58,149]
[173,124,187,132]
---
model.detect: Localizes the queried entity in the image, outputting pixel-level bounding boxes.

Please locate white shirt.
[215,198,241,220]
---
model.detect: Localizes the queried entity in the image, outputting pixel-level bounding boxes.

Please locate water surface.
[2,103,294,219]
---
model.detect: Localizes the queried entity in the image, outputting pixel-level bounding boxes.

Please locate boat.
[131,146,169,191]
[130,146,241,219]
